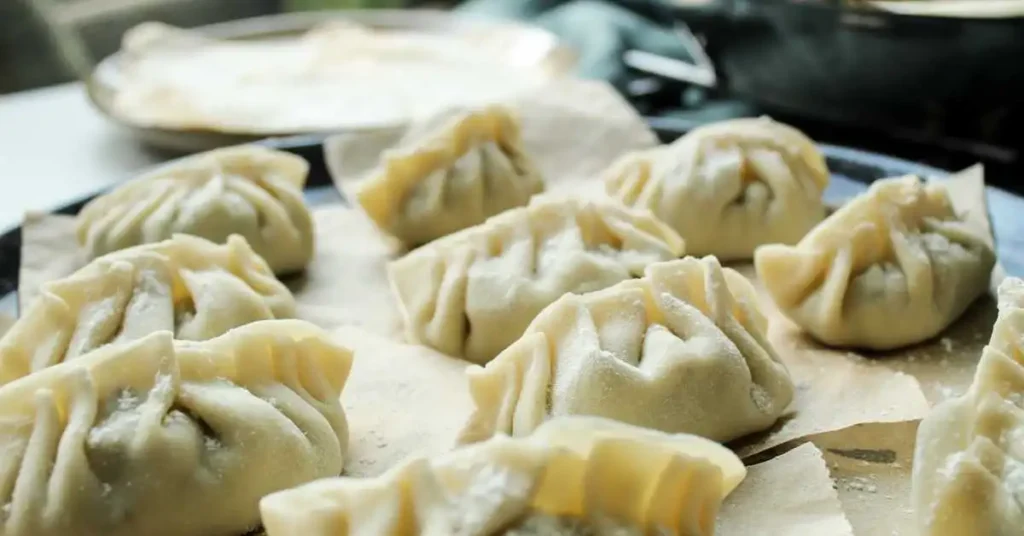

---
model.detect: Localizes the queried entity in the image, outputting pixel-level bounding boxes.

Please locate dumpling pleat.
[758,175,994,350]
[459,256,794,444]
[140,186,191,244]
[7,391,62,535]
[77,145,313,275]
[351,107,544,248]
[0,320,351,536]
[388,196,683,365]
[0,235,297,387]
[604,117,828,261]
[261,417,743,536]
[913,278,1024,535]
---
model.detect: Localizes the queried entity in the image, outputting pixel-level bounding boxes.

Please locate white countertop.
[0,83,166,231]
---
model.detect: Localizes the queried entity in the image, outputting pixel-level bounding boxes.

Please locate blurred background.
[3,0,1022,185]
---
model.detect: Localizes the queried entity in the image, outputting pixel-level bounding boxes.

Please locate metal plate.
[2,132,1022,317]
[86,10,577,153]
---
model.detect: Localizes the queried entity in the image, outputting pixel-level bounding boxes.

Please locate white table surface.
[0,83,166,231]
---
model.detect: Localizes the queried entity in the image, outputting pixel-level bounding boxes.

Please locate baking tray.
[3,124,1023,317]
[86,10,577,153]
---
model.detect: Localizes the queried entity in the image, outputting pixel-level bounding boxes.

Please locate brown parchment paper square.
[19,211,84,313]
[718,443,854,535]
[809,420,920,536]
[731,264,930,459]
[286,207,403,337]
[331,325,473,478]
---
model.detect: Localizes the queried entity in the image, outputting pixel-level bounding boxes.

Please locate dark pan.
[630,0,1024,143]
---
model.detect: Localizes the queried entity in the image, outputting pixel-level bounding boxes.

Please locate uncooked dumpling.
[0,319,350,536]
[0,234,294,386]
[351,106,544,247]
[913,277,1024,536]
[756,175,995,350]
[76,145,314,274]
[604,117,829,261]
[459,255,793,444]
[260,416,745,536]
[388,195,684,364]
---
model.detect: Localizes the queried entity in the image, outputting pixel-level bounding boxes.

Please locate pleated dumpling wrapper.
[76,145,314,274]
[260,416,745,536]
[388,195,684,365]
[0,319,351,536]
[755,175,995,350]
[0,234,294,386]
[458,255,794,445]
[351,106,545,248]
[912,277,1024,535]
[603,116,829,261]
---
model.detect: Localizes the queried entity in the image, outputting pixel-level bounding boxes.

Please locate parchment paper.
[18,211,84,312]
[733,285,931,459]
[809,420,920,535]
[287,208,403,337]
[718,443,854,535]
[324,78,659,201]
[331,325,473,478]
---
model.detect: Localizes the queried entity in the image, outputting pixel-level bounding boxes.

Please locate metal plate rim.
[86,9,578,153]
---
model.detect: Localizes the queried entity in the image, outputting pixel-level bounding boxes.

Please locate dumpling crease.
[388,195,684,365]
[352,106,545,247]
[604,117,828,261]
[459,255,794,444]
[756,174,995,350]
[76,145,314,274]
[0,319,351,536]
[912,278,1024,536]
[0,234,295,386]
[260,416,745,536]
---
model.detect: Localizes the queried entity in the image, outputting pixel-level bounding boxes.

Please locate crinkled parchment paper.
[286,208,403,336]
[732,290,930,459]
[810,420,920,535]
[330,325,473,478]
[18,211,84,312]
[718,443,854,535]
[12,83,1003,534]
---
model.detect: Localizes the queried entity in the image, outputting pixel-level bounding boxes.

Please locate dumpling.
[76,145,314,274]
[603,117,829,261]
[913,278,1024,535]
[458,255,793,444]
[351,106,545,247]
[260,416,745,536]
[755,175,995,350]
[0,234,294,386]
[388,195,684,364]
[0,319,350,536]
